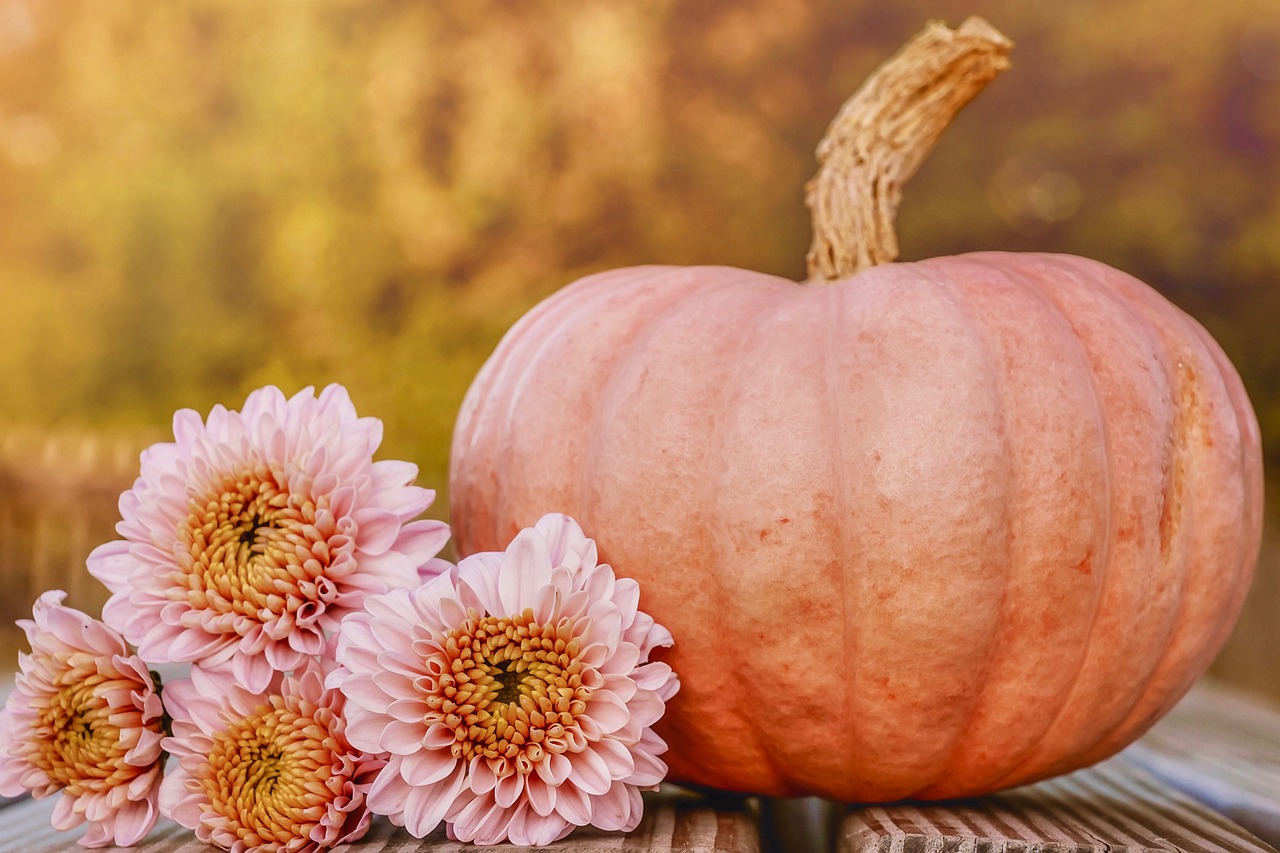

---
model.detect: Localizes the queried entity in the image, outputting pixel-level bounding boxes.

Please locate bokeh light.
[1,0,1279,700]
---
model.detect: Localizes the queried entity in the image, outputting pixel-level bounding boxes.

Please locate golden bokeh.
[1,0,1278,698]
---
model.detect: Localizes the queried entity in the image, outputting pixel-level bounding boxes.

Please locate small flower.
[0,591,165,848]
[160,664,380,853]
[88,384,451,692]
[333,514,679,846]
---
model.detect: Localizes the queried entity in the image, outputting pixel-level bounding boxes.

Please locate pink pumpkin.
[448,19,1263,800]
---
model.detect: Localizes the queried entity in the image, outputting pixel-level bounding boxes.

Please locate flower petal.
[525,772,557,817]
[108,797,158,846]
[354,508,404,555]
[86,540,137,593]
[535,752,573,787]
[393,520,452,564]
[230,650,274,695]
[567,744,612,796]
[586,689,631,734]
[339,673,391,714]
[553,779,592,826]
[379,719,427,755]
[493,771,525,809]
[589,781,636,832]
[451,792,512,845]
[400,748,457,787]
[403,764,467,838]
[498,528,553,615]
[508,806,574,846]
[368,762,414,816]
[626,747,669,787]
[165,627,228,662]
[593,737,637,779]
[533,514,595,573]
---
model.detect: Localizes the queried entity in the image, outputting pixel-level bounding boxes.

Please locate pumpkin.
[448,18,1263,800]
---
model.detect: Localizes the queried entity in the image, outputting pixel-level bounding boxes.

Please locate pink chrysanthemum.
[332,514,679,846]
[0,591,164,848]
[88,384,451,692]
[160,664,380,853]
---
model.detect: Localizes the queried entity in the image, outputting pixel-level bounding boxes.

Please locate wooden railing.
[0,424,159,657]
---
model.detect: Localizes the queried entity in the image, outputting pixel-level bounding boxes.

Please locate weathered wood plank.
[1126,682,1280,847]
[840,757,1276,853]
[0,787,761,853]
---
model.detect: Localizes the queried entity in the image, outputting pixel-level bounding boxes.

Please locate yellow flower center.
[177,468,331,620]
[34,664,159,797]
[204,698,340,848]
[438,610,592,768]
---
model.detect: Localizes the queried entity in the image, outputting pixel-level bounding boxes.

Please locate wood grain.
[1126,682,1280,847]
[840,757,1276,853]
[0,788,760,853]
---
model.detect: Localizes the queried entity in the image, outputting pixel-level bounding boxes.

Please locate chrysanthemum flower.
[0,591,165,848]
[160,664,380,853]
[88,384,451,692]
[333,514,679,846]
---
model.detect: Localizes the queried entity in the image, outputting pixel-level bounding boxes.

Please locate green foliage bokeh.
[2,0,1278,514]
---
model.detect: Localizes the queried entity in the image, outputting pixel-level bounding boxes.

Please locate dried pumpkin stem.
[804,16,1012,281]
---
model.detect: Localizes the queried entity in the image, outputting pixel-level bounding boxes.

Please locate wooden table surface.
[841,756,1271,853]
[0,680,1275,853]
[1127,685,1280,846]
[0,788,760,853]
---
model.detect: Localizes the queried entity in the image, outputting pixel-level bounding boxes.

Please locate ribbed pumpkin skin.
[449,251,1263,801]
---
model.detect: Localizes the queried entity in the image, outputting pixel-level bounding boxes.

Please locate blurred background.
[0,0,1276,701]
